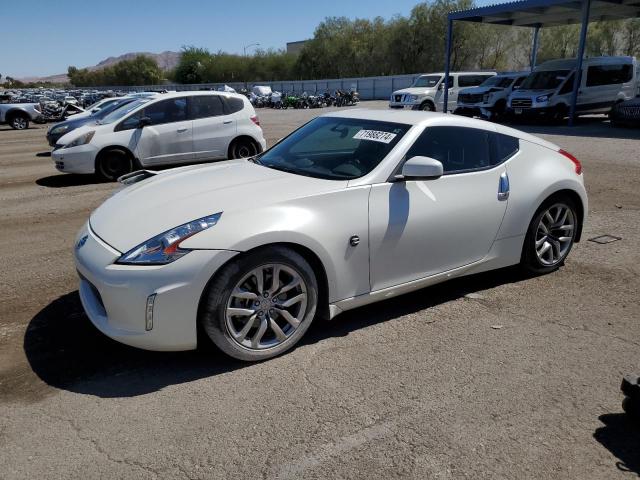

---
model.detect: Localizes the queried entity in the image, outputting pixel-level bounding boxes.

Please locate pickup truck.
[0,96,44,130]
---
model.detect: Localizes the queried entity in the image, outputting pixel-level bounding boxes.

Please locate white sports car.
[74,110,587,361]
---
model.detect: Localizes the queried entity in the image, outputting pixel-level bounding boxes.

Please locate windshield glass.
[411,75,441,88]
[480,76,515,88]
[93,99,135,119]
[254,117,411,180]
[99,98,151,124]
[519,70,570,90]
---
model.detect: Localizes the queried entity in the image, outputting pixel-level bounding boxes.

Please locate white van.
[389,71,496,112]
[507,56,638,121]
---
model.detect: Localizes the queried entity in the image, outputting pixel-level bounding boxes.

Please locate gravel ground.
[0,101,639,479]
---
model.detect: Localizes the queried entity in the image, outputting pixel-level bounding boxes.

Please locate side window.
[119,110,143,130]
[405,126,492,173]
[143,98,188,125]
[223,97,245,114]
[492,133,519,164]
[559,73,575,95]
[190,95,224,119]
[586,64,633,87]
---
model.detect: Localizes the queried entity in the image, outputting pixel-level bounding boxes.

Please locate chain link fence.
[90,73,424,100]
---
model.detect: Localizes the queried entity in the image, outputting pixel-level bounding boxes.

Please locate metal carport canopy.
[442,0,640,124]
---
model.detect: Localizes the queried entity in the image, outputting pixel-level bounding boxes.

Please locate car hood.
[392,87,436,96]
[57,123,111,145]
[49,116,97,134]
[90,160,348,253]
[510,89,556,98]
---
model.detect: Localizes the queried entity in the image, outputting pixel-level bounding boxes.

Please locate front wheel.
[419,101,435,112]
[521,196,578,274]
[96,149,133,182]
[10,114,29,130]
[200,246,318,361]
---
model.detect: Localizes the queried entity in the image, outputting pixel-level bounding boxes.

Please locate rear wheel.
[229,138,259,159]
[200,246,318,361]
[96,149,133,182]
[9,114,29,130]
[521,196,578,274]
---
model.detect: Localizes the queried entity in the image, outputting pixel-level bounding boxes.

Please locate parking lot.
[0,100,639,479]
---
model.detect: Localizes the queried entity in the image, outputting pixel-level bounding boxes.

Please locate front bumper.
[51,143,99,174]
[506,106,554,119]
[454,105,495,119]
[74,223,238,351]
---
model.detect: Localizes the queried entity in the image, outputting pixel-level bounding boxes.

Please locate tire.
[9,113,29,130]
[200,246,319,361]
[521,195,578,274]
[491,100,507,122]
[229,138,259,159]
[96,148,133,182]
[420,101,435,112]
[550,105,568,125]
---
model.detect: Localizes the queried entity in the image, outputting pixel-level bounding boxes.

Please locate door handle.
[498,171,510,201]
[177,127,188,133]
[223,120,233,124]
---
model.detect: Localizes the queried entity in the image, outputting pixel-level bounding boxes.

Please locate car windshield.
[254,117,411,180]
[519,70,570,90]
[93,99,135,119]
[98,98,151,124]
[480,76,515,88]
[411,75,441,88]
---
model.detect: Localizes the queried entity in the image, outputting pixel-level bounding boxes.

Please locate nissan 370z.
[74,109,587,361]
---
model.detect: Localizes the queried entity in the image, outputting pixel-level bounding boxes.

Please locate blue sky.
[3,0,500,78]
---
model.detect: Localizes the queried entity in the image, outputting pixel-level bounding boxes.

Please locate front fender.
[180,186,373,303]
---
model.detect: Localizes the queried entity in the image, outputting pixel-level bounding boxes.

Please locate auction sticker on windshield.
[353,130,397,143]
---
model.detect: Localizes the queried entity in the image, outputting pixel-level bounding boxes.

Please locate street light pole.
[243,43,260,57]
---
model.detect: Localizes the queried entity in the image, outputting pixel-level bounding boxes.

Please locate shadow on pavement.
[24,266,529,398]
[594,413,640,476]
[36,174,106,188]
[36,151,52,157]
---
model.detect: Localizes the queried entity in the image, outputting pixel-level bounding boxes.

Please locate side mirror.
[400,156,443,180]
[437,84,444,91]
[138,116,152,128]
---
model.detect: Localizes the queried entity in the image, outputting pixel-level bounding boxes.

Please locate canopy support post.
[569,0,591,126]
[443,18,453,113]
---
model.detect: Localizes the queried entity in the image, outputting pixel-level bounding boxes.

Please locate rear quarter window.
[223,97,245,114]
[492,133,519,164]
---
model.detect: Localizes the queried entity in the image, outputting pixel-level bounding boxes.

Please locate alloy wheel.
[225,263,308,350]
[13,117,27,129]
[534,203,575,266]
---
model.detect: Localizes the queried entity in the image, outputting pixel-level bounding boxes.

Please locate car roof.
[322,108,559,150]
[537,56,635,71]
[143,90,245,100]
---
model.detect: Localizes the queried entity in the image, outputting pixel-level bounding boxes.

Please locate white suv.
[52,91,266,181]
[389,71,496,112]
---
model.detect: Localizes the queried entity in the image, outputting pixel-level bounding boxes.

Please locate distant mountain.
[18,51,181,84]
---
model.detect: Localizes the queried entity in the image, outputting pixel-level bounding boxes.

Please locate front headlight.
[117,213,222,265]
[408,95,418,102]
[536,95,549,103]
[64,130,95,149]
[483,93,491,103]
[50,125,69,135]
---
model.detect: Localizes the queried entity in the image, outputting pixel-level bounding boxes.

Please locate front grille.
[394,94,402,102]
[511,98,532,108]
[619,106,640,119]
[459,93,484,104]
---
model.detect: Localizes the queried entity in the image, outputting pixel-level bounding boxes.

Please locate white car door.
[133,97,194,166]
[190,95,236,160]
[368,126,510,291]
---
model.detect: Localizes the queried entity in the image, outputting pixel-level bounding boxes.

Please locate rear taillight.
[250,115,260,126]
[559,149,582,175]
